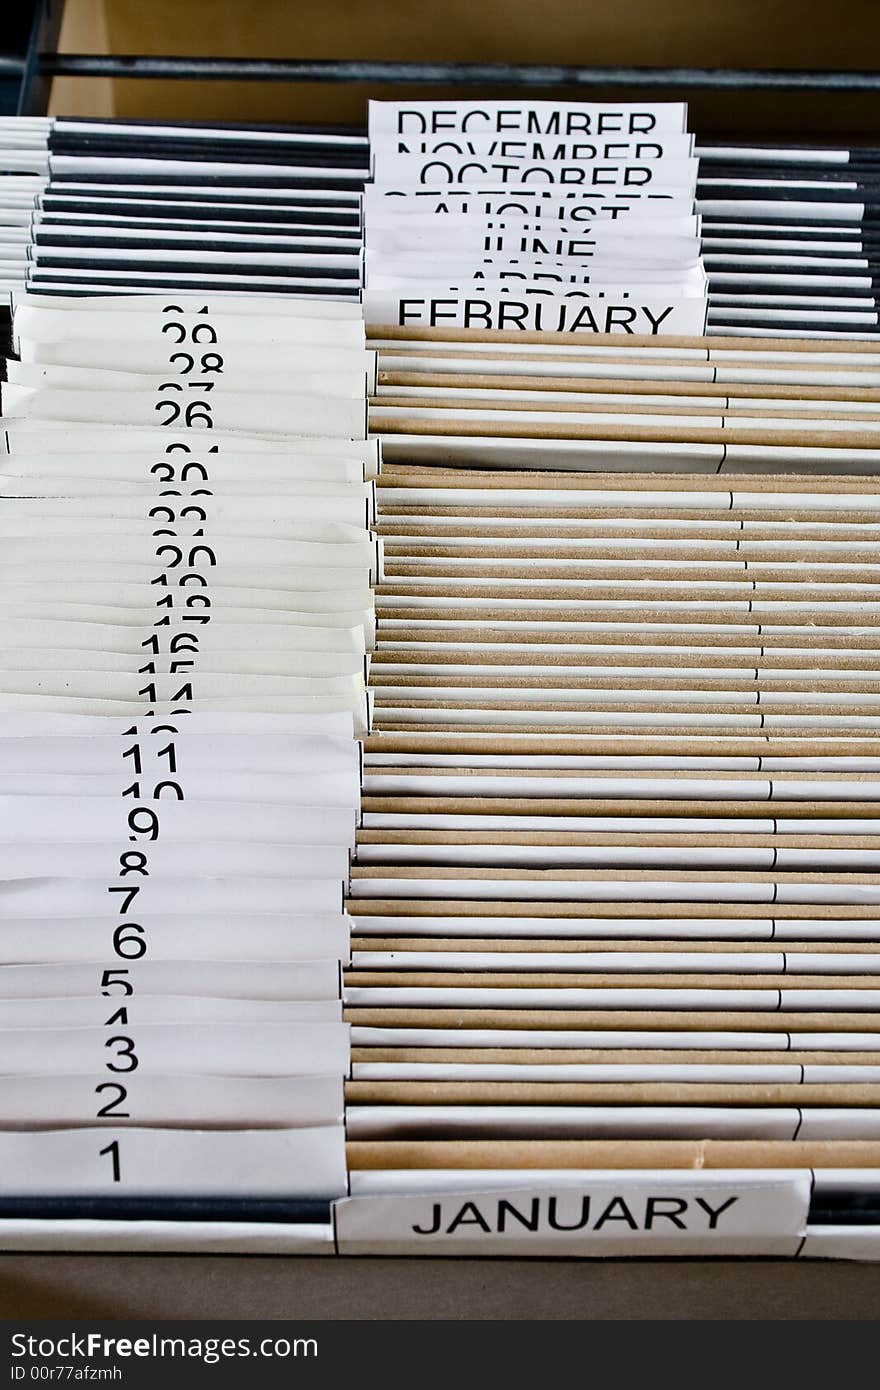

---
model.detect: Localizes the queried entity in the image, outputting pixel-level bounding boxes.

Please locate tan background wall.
[49,0,880,140]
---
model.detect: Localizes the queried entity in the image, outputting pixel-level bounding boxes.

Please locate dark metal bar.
[18,0,63,115]
[0,1195,333,1223]
[35,55,880,92]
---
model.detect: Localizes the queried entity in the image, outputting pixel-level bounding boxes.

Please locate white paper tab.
[334,1170,810,1256]
[368,101,689,138]
[0,1126,347,1197]
[0,1071,343,1129]
[0,1021,350,1077]
[364,287,708,335]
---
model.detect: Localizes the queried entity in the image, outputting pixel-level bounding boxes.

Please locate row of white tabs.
[0,293,376,1200]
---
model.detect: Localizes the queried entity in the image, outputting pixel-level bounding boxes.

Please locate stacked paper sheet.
[344,327,880,1191]
[367,327,880,474]
[0,117,369,298]
[697,142,880,338]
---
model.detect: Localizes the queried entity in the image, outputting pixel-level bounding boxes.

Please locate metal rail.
[11,0,879,116]
[28,55,880,91]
